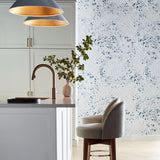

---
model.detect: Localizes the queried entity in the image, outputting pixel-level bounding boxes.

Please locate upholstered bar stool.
[77,101,125,160]
[82,98,120,124]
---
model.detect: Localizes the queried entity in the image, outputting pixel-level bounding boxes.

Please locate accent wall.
[76,0,160,136]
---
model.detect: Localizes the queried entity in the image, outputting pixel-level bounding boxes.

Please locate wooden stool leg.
[109,139,116,160]
[109,144,112,160]
[83,139,90,160]
[88,145,91,160]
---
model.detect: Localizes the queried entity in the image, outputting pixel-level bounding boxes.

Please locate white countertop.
[0,97,75,108]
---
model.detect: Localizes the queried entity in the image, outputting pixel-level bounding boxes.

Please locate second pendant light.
[24,15,69,27]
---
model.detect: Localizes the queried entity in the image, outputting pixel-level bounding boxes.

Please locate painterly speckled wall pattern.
[76,0,160,136]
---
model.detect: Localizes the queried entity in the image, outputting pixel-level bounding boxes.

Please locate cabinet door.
[0,3,30,48]
[0,49,30,99]
[31,49,72,98]
[32,3,75,49]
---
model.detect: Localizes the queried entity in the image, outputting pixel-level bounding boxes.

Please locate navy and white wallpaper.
[76,0,160,136]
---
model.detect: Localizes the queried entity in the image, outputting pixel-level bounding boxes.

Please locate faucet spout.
[31,64,56,99]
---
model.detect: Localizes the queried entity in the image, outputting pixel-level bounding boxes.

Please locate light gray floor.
[71,140,160,160]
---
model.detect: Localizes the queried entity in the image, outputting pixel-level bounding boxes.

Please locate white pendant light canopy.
[24,15,69,27]
[9,0,63,17]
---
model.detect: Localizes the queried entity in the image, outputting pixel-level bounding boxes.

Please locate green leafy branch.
[43,35,93,83]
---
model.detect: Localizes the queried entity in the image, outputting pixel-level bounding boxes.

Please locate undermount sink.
[7,97,50,104]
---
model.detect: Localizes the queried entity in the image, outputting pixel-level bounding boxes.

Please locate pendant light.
[24,15,69,27]
[9,0,63,17]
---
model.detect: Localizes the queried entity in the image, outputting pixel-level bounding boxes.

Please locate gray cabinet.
[0,106,72,160]
[0,49,30,99]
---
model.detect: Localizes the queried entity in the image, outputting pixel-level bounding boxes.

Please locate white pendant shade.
[24,15,69,27]
[9,0,63,16]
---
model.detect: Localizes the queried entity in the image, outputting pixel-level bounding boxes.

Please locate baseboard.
[118,136,160,141]
[75,136,160,142]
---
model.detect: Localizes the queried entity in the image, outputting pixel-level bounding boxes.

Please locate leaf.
[76,75,84,82]
[78,64,84,70]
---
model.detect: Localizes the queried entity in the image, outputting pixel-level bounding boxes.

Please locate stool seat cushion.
[76,123,103,139]
[82,115,102,124]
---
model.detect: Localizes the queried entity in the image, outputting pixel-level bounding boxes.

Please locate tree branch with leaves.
[43,35,93,83]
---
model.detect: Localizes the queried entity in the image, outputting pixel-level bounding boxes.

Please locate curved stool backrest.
[102,98,121,121]
[102,102,125,139]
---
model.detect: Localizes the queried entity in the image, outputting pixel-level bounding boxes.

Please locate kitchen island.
[0,97,75,160]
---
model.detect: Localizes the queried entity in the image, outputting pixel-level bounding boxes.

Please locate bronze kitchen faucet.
[32,64,56,99]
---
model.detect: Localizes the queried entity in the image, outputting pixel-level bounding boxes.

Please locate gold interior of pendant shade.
[9,6,63,16]
[24,19,69,27]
